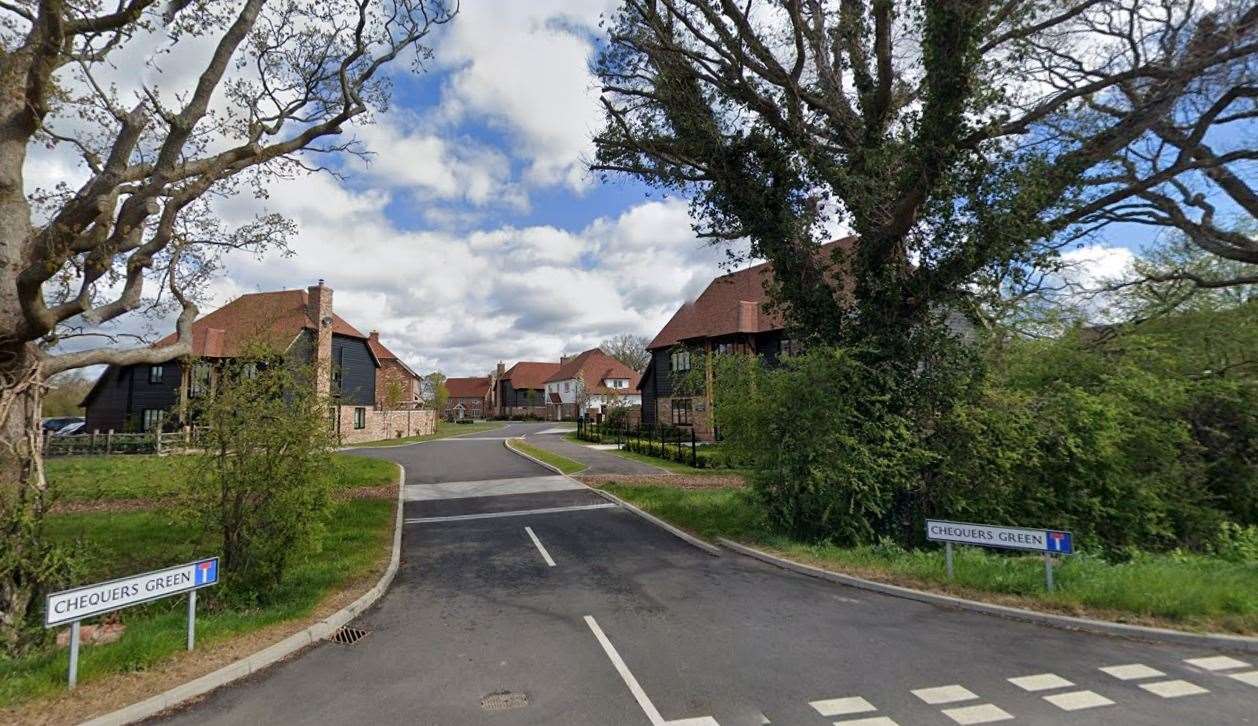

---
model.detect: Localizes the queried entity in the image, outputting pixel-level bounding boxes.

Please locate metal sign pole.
[1044,553,1054,592]
[68,621,81,689]
[187,589,197,651]
[945,541,954,580]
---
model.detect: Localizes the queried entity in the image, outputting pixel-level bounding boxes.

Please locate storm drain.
[328,626,369,645]
[480,691,529,711]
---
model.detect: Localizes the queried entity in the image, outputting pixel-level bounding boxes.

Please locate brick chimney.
[369,330,380,344]
[307,280,333,396]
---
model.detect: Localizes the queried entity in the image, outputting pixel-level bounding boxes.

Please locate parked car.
[52,421,86,437]
[42,416,84,433]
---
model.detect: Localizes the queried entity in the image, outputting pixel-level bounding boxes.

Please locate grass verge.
[507,438,586,474]
[346,420,506,448]
[597,481,1258,635]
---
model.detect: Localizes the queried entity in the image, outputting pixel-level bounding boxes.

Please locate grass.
[1,499,394,708]
[597,482,1258,635]
[508,438,586,474]
[346,419,506,447]
[46,452,398,502]
[563,432,745,476]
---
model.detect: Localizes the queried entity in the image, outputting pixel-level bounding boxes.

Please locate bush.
[182,355,335,600]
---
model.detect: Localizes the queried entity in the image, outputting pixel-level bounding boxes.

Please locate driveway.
[156,426,1258,725]
[519,428,671,476]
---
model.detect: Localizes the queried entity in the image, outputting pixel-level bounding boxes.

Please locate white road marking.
[1008,673,1074,692]
[1184,655,1250,671]
[1099,663,1165,680]
[809,696,875,716]
[525,526,555,567]
[405,502,616,523]
[940,703,1013,724]
[834,718,900,726]
[912,685,978,705]
[1042,690,1114,711]
[583,615,719,726]
[1138,679,1209,698]
[1229,670,1258,687]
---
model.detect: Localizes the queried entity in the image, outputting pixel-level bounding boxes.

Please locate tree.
[420,371,448,411]
[0,0,455,652]
[601,333,650,371]
[40,372,93,418]
[594,0,1257,355]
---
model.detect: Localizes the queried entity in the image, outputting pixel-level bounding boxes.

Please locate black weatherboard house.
[82,282,379,433]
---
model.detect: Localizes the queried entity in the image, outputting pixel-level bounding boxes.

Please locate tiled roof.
[153,288,367,358]
[445,376,491,398]
[368,332,420,379]
[544,349,639,395]
[502,361,561,390]
[646,238,855,350]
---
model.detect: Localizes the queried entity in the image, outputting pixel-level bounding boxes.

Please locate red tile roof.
[545,349,640,395]
[445,376,491,399]
[647,238,854,350]
[368,331,420,379]
[502,361,561,390]
[153,288,367,357]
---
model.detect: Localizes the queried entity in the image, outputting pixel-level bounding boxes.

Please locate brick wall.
[336,405,436,445]
[655,396,714,441]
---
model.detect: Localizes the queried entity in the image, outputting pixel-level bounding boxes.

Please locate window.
[142,409,163,432]
[240,362,257,380]
[189,362,212,397]
[353,407,366,430]
[670,349,691,372]
[778,338,799,357]
[332,349,344,389]
[564,381,570,392]
[671,398,692,426]
[148,365,164,384]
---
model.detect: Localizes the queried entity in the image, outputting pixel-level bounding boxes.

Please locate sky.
[30,0,1155,380]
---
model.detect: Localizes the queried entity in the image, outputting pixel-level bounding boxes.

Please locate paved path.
[156,422,1258,725]
[521,429,672,476]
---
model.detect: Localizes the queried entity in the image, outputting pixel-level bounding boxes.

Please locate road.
[157,421,1257,725]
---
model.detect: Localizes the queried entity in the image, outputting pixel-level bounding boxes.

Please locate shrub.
[182,354,334,600]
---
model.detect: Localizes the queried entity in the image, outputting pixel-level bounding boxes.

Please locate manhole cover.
[328,626,369,645]
[480,691,529,711]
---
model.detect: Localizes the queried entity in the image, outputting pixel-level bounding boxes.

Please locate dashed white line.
[940,703,1013,724]
[1008,673,1074,692]
[1138,679,1209,698]
[1229,670,1258,687]
[834,718,900,726]
[1184,655,1250,672]
[1099,663,1165,680]
[809,696,875,716]
[1043,690,1114,711]
[404,502,616,523]
[525,526,555,567]
[911,685,978,705]
[583,615,719,726]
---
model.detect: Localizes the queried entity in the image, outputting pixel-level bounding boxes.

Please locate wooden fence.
[43,429,206,457]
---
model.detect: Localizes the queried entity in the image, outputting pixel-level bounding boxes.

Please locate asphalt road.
[155,421,1258,726]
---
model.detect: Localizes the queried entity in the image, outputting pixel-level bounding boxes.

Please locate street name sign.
[926,520,1073,555]
[46,557,219,627]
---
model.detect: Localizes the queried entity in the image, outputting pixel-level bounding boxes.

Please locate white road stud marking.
[1099,664,1165,680]
[1008,673,1074,692]
[404,502,616,523]
[525,526,555,567]
[1184,655,1250,672]
[1229,670,1258,687]
[809,696,875,716]
[940,703,1013,725]
[1138,679,1209,698]
[583,615,719,726]
[833,718,900,726]
[911,685,978,705]
[1042,690,1114,711]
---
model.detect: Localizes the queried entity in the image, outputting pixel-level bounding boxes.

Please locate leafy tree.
[0,0,455,653]
[40,372,93,418]
[380,378,408,411]
[601,334,651,371]
[1102,230,1258,321]
[421,372,448,411]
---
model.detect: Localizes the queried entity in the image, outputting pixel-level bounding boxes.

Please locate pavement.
[154,421,1258,726]
[517,426,672,476]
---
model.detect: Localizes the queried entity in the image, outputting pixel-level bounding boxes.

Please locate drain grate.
[328,626,369,645]
[480,691,529,711]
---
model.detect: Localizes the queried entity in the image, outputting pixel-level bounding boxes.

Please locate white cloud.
[1060,244,1136,288]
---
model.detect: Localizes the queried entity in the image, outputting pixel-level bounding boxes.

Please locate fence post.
[90,430,97,454]
[106,430,114,455]
[691,428,696,467]
[154,428,162,455]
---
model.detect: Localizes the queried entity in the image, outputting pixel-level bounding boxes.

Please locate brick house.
[492,361,560,419]
[82,281,433,444]
[444,376,492,419]
[542,348,640,421]
[368,331,423,408]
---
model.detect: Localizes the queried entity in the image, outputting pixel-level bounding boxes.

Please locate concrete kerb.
[79,462,408,726]
[501,439,721,557]
[718,537,1258,655]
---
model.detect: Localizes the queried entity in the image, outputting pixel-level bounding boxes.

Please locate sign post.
[926,520,1073,591]
[46,557,219,689]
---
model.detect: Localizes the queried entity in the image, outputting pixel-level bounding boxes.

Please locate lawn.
[1,499,394,709]
[507,438,586,474]
[46,452,397,502]
[598,482,1258,635]
[346,419,505,447]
